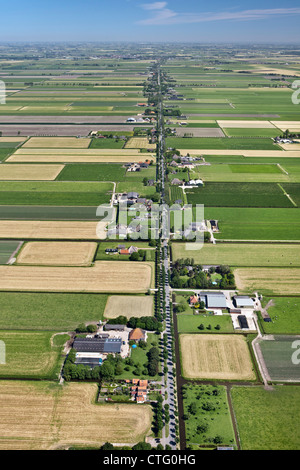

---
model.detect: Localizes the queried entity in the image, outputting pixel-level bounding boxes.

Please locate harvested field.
[0,261,153,293]
[14,148,150,155]
[0,164,64,181]
[0,137,26,143]
[0,381,152,450]
[176,128,225,137]
[234,268,300,295]
[218,120,276,129]
[271,121,300,132]
[104,295,153,319]
[279,144,300,151]
[22,137,91,148]
[17,242,97,266]
[125,137,156,149]
[180,334,256,381]
[0,221,107,240]
[6,154,155,163]
[176,150,300,158]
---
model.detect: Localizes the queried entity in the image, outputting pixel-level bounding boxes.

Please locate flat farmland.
[21,137,91,148]
[0,331,67,379]
[7,151,155,164]
[0,221,106,239]
[125,137,156,150]
[0,181,113,206]
[172,243,300,267]
[56,163,126,182]
[166,137,280,151]
[0,206,102,221]
[0,240,22,264]
[180,334,256,381]
[217,120,277,128]
[16,241,98,266]
[231,386,300,450]
[104,295,153,319]
[257,336,300,382]
[0,382,152,450]
[0,292,108,330]
[203,207,300,241]
[175,128,225,138]
[0,261,153,293]
[0,164,64,181]
[186,182,292,207]
[259,297,300,335]
[234,268,300,295]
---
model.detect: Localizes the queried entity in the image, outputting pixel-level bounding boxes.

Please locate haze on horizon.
[0,0,299,44]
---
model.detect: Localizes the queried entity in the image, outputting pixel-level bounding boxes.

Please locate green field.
[231,386,300,450]
[0,205,102,220]
[57,163,127,182]
[0,181,113,206]
[0,330,68,379]
[183,384,236,449]
[203,207,300,241]
[0,241,21,265]
[166,137,281,151]
[172,242,300,267]
[177,314,234,333]
[186,182,293,207]
[259,297,300,335]
[258,336,300,382]
[0,292,108,330]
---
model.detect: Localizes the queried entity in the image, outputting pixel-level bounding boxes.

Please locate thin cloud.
[137,4,300,25]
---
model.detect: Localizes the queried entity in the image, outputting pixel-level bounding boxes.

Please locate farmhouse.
[129,328,146,342]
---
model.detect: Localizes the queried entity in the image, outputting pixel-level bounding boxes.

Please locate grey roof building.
[233,296,255,308]
[200,292,227,309]
[73,337,122,354]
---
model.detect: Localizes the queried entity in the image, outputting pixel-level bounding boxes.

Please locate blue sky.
[0,1,300,43]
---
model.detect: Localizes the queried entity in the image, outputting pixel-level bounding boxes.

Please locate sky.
[0,0,300,43]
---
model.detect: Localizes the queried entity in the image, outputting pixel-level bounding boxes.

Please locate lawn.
[231,385,300,450]
[0,292,108,330]
[177,314,234,333]
[182,383,237,449]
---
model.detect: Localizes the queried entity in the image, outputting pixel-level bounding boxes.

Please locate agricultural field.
[21,137,91,148]
[0,241,22,265]
[104,295,153,319]
[176,314,234,334]
[257,335,300,382]
[16,241,98,266]
[0,261,154,293]
[0,381,152,450]
[0,164,64,180]
[0,330,68,379]
[258,297,300,335]
[186,182,294,207]
[234,267,300,295]
[172,243,300,267]
[0,221,106,240]
[180,334,256,381]
[231,386,300,450]
[0,292,108,330]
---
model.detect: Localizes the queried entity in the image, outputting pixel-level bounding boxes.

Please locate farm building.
[129,328,146,342]
[237,315,249,329]
[104,324,126,332]
[233,296,255,308]
[200,292,227,309]
[73,337,122,354]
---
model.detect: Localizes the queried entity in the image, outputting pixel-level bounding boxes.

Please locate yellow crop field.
[0,164,64,180]
[7,154,155,163]
[234,268,300,295]
[17,242,98,266]
[104,295,154,319]
[14,148,150,155]
[22,137,91,148]
[0,261,153,293]
[125,137,156,150]
[0,221,107,240]
[180,334,256,381]
[0,382,152,450]
[178,149,300,158]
